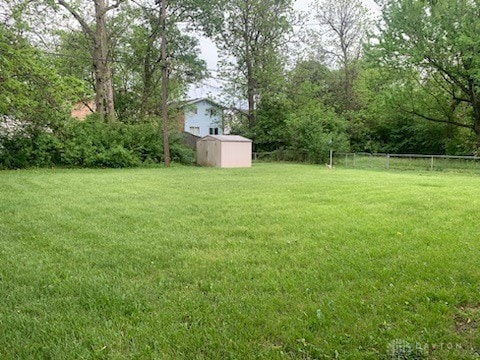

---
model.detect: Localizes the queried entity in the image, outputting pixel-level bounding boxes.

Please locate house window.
[209,127,219,135]
[189,126,200,135]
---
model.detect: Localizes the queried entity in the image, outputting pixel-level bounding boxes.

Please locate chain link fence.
[253,150,480,173]
[336,152,480,172]
[253,150,315,163]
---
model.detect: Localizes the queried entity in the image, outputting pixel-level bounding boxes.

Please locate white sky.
[189,0,380,99]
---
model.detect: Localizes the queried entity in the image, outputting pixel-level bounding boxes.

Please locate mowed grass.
[1,163,480,359]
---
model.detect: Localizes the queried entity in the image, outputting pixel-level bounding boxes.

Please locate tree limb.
[101,0,127,17]
[57,0,94,39]
[402,108,473,130]
[424,55,470,96]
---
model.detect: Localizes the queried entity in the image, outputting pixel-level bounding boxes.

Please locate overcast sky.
[189,0,380,99]
[294,0,379,12]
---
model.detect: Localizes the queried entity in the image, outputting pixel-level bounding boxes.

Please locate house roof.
[172,97,249,114]
[178,97,226,109]
[200,135,252,143]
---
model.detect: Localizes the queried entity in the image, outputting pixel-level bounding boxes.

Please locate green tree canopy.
[0,25,84,130]
[371,0,480,151]
[215,0,294,129]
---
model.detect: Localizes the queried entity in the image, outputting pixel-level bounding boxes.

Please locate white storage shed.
[196,135,252,168]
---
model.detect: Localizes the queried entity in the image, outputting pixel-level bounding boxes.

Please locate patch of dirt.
[454,304,480,334]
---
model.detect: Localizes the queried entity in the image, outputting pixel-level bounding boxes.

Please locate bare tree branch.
[57,0,94,39]
[402,108,473,130]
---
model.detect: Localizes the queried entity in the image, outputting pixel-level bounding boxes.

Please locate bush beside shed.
[196,135,252,168]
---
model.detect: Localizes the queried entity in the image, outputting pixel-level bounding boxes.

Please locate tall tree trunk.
[246,57,256,130]
[468,79,480,152]
[472,102,480,152]
[104,61,115,122]
[92,36,106,118]
[95,0,115,122]
[58,0,117,121]
[341,40,351,111]
[140,52,153,119]
[344,63,352,111]
[243,2,255,130]
[161,0,170,166]
[139,15,162,119]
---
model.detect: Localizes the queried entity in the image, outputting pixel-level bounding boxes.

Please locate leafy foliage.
[0,127,61,169]
[252,96,291,152]
[112,4,208,119]
[0,25,83,130]
[352,62,477,154]
[370,0,480,149]
[216,0,294,128]
[287,101,349,163]
[4,0,480,167]
[246,61,350,162]
[312,0,371,112]
[0,117,194,169]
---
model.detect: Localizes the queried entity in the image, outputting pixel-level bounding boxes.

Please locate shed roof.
[200,135,252,143]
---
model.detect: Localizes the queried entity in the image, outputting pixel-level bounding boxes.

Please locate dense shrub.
[0,117,194,169]
[0,127,62,169]
[286,102,350,163]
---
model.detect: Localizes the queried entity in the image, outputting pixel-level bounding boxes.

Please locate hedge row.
[0,118,194,169]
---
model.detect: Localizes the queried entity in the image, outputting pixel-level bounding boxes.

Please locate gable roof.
[179,97,226,109]
[200,135,252,143]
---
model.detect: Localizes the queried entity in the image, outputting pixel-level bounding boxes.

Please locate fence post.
[430,156,434,171]
[345,153,348,167]
[386,154,390,170]
[353,153,356,167]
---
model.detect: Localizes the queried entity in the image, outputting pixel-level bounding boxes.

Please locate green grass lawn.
[1,163,480,359]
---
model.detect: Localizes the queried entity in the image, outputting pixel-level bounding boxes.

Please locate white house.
[180,98,228,137]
